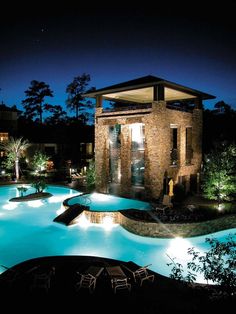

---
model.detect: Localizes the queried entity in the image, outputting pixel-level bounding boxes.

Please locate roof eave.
[83,75,215,100]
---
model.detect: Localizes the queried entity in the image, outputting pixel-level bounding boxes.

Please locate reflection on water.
[0,185,235,283]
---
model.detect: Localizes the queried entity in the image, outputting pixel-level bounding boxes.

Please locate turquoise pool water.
[67,192,152,211]
[0,184,235,283]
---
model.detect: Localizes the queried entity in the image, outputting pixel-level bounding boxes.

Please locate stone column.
[192,108,203,171]
[96,107,103,115]
[120,125,131,195]
[96,95,103,108]
[145,101,169,199]
[179,125,186,167]
[95,123,109,193]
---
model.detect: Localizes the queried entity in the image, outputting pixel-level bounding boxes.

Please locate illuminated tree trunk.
[15,157,19,180]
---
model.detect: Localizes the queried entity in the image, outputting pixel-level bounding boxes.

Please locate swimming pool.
[66,192,152,211]
[0,184,235,283]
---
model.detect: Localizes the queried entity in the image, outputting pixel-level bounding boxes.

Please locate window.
[109,124,121,184]
[186,127,193,165]
[130,123,145,186]
[86,143,93,155]
[170,126,178,165]
[0,133,8,142]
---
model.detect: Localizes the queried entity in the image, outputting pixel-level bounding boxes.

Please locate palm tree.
[0,137,30,180]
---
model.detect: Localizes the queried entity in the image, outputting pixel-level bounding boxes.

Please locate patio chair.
[122,263,154,286]
[106,266,131,293]
[75,266,104,293]
[0,264,39,287]
[112,278,131,294]
[30,266,55,293]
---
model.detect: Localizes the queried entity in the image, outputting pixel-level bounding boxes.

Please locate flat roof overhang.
[102,86,197,103]
[83,75,215,103]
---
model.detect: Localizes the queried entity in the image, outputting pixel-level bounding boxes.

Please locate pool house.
[84,75,215,199]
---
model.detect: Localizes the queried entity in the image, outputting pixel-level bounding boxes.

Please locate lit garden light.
[166,237,193,263]
[202,143,235,209]
[217,203,225,211]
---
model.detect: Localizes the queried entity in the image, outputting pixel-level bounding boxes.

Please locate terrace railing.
[103,103,152,113]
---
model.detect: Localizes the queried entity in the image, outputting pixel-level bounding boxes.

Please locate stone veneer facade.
[95,100,202,200]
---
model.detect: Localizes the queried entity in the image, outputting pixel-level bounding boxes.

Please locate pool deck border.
[61,193,236,238]
[1,184,234,238]
[120,212,236,238]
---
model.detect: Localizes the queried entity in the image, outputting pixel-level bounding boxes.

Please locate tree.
[203,104,236,153]
[202,143,236,205]
[31,179,47,193]
[85,159,96,191]
[66,73,94,120]
[31,151,49,175]
[167,233,236,297]
[0,137,30,180]
[22,80,53,123]
[214,101,232,114]
[44,104,66,124]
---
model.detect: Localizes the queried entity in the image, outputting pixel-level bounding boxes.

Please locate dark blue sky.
[1,4,236,114]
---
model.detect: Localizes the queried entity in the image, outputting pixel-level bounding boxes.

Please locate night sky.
[1,4,236,115]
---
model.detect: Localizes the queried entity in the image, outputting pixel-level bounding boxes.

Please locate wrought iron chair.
[122,264,154,286]
[106,266,131,293]
[75,266,104,293]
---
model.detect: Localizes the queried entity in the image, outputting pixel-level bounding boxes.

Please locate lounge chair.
[106,266,131,293]
[122,263,154,286]
[151,194,173,212]
[75,266,104,293]
[30,266,55,293]
[0,264,39,287]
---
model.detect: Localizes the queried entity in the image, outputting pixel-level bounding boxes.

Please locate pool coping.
[61,193,236,238]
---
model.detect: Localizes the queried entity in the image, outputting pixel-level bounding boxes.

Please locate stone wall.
[120,213,236,238]
[74,209,236,238]
[95,102,202,199]
[95,123,109,193]
[120,125,132,195]
[84,210,120,224]
[144,101,170,198]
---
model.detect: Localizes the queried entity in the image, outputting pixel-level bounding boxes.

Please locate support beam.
[153,85,158,101]
[194,97,202,109]
[157,84,165,101]
[96,95,103,108]
[153,84,165,102]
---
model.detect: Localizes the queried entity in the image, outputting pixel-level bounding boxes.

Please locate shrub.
[167,233,236,297]
[202,143,236,204]
[17,186,28,197]
[86,159,96,191]
[31,179,47,193]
